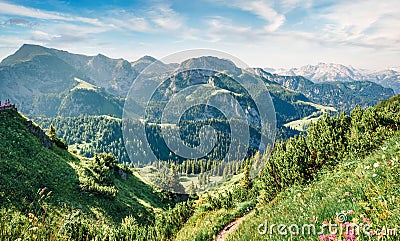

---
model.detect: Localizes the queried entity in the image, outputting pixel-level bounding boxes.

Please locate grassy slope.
[173,170,254,241]
[226,134,400,240]
[284,100,338,131]
[173,95,400,241]
[0,110,168,225]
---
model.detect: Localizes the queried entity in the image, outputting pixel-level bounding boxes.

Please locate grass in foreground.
[226,134,400,241]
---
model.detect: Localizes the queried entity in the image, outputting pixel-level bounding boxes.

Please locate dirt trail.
[214,216,246,241]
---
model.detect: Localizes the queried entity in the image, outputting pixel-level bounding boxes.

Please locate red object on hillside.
[0,99,15,110]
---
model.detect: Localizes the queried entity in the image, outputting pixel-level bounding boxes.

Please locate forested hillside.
[257,68,395,112]
[34,115,128,161]
[33,115,298,164]
[1,92,399,240]
[0,108,193,240]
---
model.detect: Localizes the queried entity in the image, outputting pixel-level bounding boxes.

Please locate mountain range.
[270,62,400,94]
[0,44,395,125]
[1,44,400,241]
[255,68,394,113]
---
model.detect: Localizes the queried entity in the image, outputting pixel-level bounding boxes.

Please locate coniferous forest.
[1,91,399,240]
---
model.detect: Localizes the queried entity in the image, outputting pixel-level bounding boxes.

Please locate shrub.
[78,153,119,198]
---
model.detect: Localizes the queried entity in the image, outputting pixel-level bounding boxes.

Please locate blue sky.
[0,0,399,69]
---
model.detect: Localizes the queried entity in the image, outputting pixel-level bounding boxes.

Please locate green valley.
[1,93,399,240]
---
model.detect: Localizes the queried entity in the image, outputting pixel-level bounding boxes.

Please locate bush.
[78,153,119,198]
[59,210,91,240]
[48,124,68,149]
[259,104,399,205]
[53,137,68,150]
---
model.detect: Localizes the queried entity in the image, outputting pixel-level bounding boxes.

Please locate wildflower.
[347,210,354,215]
[326,234,337,240]
[363,217,371,223]
[352,198,356,201]
[373,162,379,168]
[322,221,329,227]
[372,173,377,177]
[345,192,351,196]
[364,165,370,170]
[319,234,337,241]
[310,217,315,223]
[387,160,391,166]
[346,231,357,241]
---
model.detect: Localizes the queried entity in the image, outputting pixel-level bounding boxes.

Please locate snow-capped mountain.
[270,63,400,93]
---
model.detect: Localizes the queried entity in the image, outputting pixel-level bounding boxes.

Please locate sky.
[0,0,399,70]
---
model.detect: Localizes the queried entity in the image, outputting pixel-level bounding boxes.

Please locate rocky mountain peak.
[179,56,241,75]
[270,63,400,93]
[0,44,52,66]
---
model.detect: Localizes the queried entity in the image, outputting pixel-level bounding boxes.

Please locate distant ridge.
[270,62,400,93]
[0,44,395,118]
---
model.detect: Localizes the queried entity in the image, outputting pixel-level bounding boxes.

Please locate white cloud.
[0,1,66,20]
[0,35,33,45]
[105,4,185,33]
[148,4,184,31]
[225,0,286,32]
[107,4,187,34]
[318,0,400,50]
[201,17,252,42]
[201,0,400,54]
[278,0,313,12]
[0,0,398,70]
[0,0,187,45]
[31,30,60,41]
[2,17,36,27]
[109,17,153,33]
[0,1,102,26]
[209,0,314,33]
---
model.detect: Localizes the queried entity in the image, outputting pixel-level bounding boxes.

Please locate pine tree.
[48,124,57,140]
[187,181,196,195]
[240,161,252,189]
